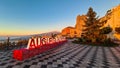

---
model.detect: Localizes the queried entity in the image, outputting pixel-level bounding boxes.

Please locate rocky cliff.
[61,15,86,38]
[101,4,120,39]
[61,26,75,37]
[75,15,86,37]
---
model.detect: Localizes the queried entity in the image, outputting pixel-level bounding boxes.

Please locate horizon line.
[0,30,60,37]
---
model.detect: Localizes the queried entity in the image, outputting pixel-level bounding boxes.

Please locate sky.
[0,0,120,36]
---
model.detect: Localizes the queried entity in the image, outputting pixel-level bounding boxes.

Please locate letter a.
[27,38,36,49]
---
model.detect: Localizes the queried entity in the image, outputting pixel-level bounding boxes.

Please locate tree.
[115,27,120,33]
[17,39,28,46]
[81,7,111,43]
[82,7,100,42]
[86,7,97,26]
[51,33,57,38]
[100,26,112,34]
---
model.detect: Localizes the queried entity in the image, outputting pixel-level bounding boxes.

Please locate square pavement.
[0,42,120,68]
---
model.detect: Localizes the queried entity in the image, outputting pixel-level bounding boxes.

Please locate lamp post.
[6,37,10,50]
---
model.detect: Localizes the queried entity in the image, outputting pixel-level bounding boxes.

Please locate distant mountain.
[0,31,60,41]
[29,31,60,37]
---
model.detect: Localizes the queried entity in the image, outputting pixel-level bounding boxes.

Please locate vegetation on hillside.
[0,38,28,50]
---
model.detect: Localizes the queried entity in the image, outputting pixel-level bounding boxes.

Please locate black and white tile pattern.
[0,41,120,68]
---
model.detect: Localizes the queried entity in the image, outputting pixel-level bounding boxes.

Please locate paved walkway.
[0,41,120,68]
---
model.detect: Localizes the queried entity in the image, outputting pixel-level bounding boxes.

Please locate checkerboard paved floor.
[0,41,120,68]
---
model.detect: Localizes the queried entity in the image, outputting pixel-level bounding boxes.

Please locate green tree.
[115,27,120,33]
[100,26,112,34]
[82,7,100,42]
[82,7,111,43]
[51,33,57,38]
[86,7,97,26]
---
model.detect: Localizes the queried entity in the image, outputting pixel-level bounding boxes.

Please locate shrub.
[100,27,112,34]
[72,38,119,47]
[115,27,120,33]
